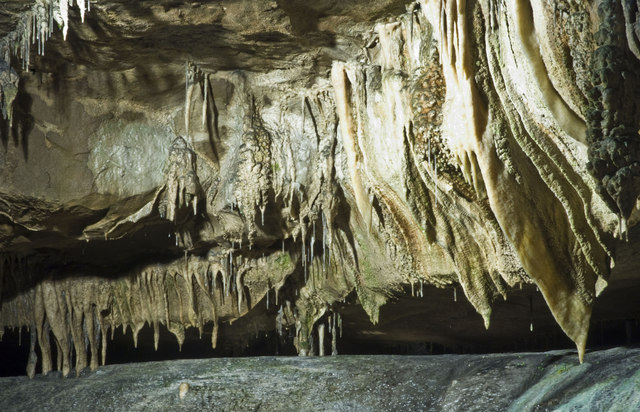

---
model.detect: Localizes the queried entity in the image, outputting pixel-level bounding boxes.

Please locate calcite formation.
[0,0,638,377]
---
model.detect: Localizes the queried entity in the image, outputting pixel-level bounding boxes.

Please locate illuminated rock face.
[0,0,639,376]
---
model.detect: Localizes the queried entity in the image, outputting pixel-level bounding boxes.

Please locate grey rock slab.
[1,347,639,411]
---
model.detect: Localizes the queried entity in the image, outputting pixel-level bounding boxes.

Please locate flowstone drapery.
[1,0,639,376]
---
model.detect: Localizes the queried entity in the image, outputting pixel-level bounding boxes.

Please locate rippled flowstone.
[2,0,640,381]
[0,347,638,412]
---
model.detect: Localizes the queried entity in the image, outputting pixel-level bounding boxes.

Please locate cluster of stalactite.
[329,1,522,333]
[0,1,90,68]
[326,0,622,361]
[1,0,638,376]
[159,136,199,222]
[0,251,295,377]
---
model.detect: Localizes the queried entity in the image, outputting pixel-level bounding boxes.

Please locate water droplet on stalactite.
[454,287,457,302]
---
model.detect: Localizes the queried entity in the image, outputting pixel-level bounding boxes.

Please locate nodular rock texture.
[1,347,640,411]
[0,0,639,377]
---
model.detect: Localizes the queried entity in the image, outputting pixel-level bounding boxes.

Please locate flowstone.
[0,0,639,377]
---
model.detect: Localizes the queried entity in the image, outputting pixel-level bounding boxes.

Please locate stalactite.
[55,339,62,373]
[310,221,315,267]
[67,292,87,375]
[202,73,208,127]
[331,62,372,225]
[36,287,52,375]
[77,0,86,22]
[161,137,199,222]
[276,305,284,337]
[26,326,37,378]
[98,314,107,366]
[59,0,69,40]
[333,314,339,355]
[0,0,630,374]
[0,0,91,67]
[0,248,298,375]
[236,269,244,314]
[318,323,325,356]
[85,306,98,371]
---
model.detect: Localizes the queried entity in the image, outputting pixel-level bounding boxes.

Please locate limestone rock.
[0,0,639,376]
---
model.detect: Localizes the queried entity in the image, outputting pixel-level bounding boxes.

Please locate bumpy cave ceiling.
[1,0,640,377]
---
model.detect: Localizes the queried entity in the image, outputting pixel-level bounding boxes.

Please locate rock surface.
[0,0,640,377]
[1,347,639,411]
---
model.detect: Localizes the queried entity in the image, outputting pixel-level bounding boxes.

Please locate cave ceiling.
[1,0,640,377]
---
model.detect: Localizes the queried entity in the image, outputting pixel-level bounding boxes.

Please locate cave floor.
[0,347,638,411]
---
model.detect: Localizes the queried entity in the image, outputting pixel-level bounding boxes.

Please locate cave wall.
[0,0,639,376]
